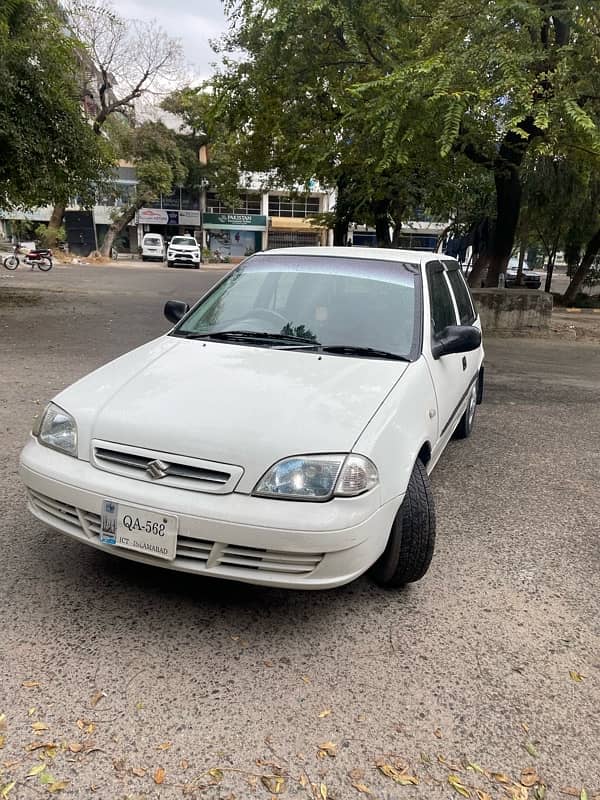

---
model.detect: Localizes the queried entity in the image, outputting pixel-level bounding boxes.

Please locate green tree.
[45,0,183,246]
[344,0,600,285]
[98,122,187,257]
[0,0,111,210]
[215,0,600,284]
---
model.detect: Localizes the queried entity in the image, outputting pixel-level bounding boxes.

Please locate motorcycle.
[3,244,53,271]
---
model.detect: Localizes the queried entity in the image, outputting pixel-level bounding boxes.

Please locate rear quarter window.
[446,267,476,325]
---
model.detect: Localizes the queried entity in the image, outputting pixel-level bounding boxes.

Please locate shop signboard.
[138,208,200,226]
[202,212,267,231]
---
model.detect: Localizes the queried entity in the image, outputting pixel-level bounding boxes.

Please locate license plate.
[100,500,178,560]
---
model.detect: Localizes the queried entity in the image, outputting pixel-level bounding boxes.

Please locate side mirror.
[164,300,190,325]
[432,325,481,359]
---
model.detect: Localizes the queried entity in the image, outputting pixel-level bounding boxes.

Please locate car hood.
[55,337,408,491]
[168,244,198,251]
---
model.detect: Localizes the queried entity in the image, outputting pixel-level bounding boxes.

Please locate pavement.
[0,265,599,799]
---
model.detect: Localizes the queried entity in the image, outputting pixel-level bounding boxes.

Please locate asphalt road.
[1,264,599,799]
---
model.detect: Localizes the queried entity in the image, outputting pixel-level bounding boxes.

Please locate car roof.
[262,246,444,266]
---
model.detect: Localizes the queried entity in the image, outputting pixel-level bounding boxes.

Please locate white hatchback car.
[141,233,165,262]
[20,248,484,590]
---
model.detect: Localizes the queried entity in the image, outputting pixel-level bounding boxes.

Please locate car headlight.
[253,454,378,501]
[34,403,78,456]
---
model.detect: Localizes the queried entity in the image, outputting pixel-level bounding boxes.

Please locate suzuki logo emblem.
[146,459,169,480]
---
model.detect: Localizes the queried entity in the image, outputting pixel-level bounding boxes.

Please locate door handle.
[462,356,467,371]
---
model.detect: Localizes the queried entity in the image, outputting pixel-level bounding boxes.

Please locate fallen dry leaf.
[180,759,189,770]
[301,675,311,684]
[448,774,470,798]
[154,767,166,785]
[376,762,419,786]
[521,723,530,733]
[569,671,585,683]
[0,782,15,799]
[524,742,539,758]
[27,707,36,717]
[466,763,485,775]
[492,773,512,785]
[318,741,337,758]
[434,728,443,739]
[21,681,40,689]
[47,781,69,793]
[0,737,4,750]
[157,741,172,751]
[261,775,286,794]
[264,660,274,667]
[27,763,47,777]
[438,754,463,771]
[352,782,372,794]
[521,768,540,787]
[476,791,492,800]
[318,709,332,718]
[90,691,106,708]
[68,743,83,754]
[31,722,48,732]
[505,784,529,800]
[26,741,55,752]
[534,785,547,800]
[320,783,328,800]
[580,790,589,800]
[131,767,146,778]
[561,789,581,798]
[208,768,224,782]
[2,762,20,770]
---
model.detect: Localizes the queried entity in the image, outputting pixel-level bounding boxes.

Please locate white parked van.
[141,234,165,262]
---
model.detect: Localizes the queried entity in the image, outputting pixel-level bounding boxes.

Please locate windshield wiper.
[319,345,410,361]
[175,329,320,345]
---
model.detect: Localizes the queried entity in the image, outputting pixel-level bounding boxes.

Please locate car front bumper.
[20,438,401,590]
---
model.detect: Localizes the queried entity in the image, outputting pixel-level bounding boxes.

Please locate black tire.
[141,255,147,262]
[37,257,52,271]
[167,260,174,268]
[371,460,436,587]
[4,255,19,270]
[453,382,477,440]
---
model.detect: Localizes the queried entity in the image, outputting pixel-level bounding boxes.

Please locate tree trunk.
[563,225,600,305]
[99,204,139,257]
[333,217,349,246]
[371,200,391,247]
[485,166,522,287]
[390,203,406,248]
[45,202,66,247]
[544,238,558,294]
[467,254,488,288]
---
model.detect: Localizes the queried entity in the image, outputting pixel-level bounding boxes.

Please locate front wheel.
[37,257,52,271]
[371,460,436,587]
[167,260,174,268]
[3,255,19,270]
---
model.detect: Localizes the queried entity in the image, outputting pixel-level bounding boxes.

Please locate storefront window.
[268,195,321,218]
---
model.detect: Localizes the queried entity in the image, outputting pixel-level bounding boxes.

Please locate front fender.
[353,358,438,504]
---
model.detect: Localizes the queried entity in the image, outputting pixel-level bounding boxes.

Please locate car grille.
[170,251,196,262]
[91,441,243,494]
[28,489,323,576]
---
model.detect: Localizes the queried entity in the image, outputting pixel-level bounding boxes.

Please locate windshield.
[171,237,197,247]
[144,237,162,246]
[175,255,419,359]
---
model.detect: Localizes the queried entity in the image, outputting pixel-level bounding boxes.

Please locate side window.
[446,266,476,325]
[427,262,457,336]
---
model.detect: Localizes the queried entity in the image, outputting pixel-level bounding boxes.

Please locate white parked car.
[166,235,201,269]
[141,233,165,262]
[20,247,484,590]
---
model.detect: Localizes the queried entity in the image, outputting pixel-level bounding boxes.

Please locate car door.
[423,260,470,447]
[443,259,482,391]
